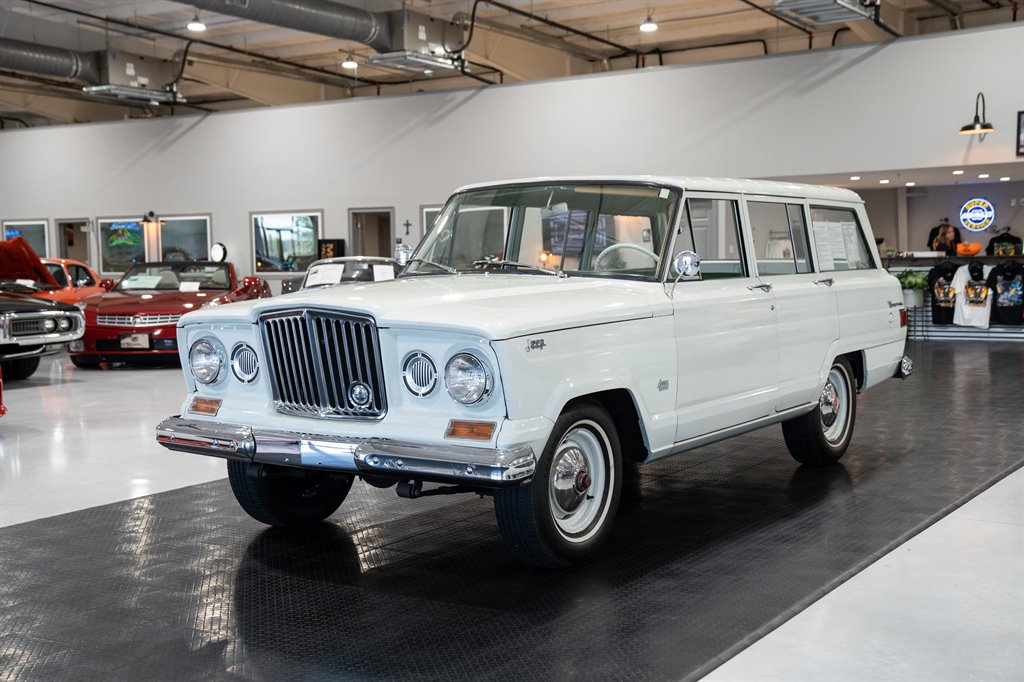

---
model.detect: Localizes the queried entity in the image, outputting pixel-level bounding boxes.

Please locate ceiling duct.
[0,36,99,82]
[188,1,461,74]
[0,37,185,105]
[188,0,393,52]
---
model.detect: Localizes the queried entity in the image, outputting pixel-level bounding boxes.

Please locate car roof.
[453,176,862,203]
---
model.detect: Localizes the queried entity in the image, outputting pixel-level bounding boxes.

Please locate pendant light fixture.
[959,92,994,137]
[341,54,358,70]
[639,13,658,32]
[186,9,206,32]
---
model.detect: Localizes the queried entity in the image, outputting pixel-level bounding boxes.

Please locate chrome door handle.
[814,278,834,287]
[747,282,773,292]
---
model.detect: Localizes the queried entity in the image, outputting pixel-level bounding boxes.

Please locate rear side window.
[747,201,813,276]
[685,198,745,279]
[809,207,875,271]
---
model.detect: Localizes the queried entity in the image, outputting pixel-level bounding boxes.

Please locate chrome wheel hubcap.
[548,422,611,540]
[552,446,590,514]
[819,366,850,445]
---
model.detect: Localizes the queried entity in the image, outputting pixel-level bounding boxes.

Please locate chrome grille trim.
[97,314,182,327]
[259,309,387,420]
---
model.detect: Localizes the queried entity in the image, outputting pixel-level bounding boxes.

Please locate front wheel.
[1,357,40,381]
[782,356,857,466]
[227,460,353,528]
[494,400,622,568]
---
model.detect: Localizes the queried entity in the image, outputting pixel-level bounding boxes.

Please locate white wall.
[1,24,1021,277]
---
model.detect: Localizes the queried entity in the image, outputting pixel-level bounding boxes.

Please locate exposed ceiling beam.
[183,60,349,106]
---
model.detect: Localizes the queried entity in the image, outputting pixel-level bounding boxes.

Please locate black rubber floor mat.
[1,340,1021,681]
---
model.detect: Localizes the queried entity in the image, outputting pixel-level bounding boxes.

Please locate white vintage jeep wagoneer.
[157,177,912,567]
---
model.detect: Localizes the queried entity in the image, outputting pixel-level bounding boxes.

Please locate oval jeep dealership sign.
[959,198,996,232]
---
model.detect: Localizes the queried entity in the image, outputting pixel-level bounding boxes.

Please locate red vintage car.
[0,237,105,306]
[71,261,272,367]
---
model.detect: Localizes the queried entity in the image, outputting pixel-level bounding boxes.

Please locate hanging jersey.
[927,262,959,325]
[951,263,993,329]
[986,263,1024,326]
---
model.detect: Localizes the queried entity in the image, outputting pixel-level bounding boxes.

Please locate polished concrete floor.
[0,343,1021,680]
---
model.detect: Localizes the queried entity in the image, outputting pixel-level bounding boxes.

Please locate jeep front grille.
[259,309,386,419]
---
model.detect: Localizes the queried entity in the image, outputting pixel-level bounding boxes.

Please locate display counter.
[884,255,1024,342]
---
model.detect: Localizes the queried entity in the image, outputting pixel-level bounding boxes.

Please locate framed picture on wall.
[1017,110,1024,157]
[2,220,49,257]
[251,210,322,273]
[96,217,145,274]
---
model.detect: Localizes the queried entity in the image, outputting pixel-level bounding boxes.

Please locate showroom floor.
[0,341,1021,681]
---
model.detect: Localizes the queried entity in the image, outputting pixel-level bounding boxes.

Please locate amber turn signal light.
[445,420,496,440]
[187,397,223,416]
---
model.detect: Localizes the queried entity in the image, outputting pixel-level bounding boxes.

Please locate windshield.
[404,183,679,280]
[116,263,232,292]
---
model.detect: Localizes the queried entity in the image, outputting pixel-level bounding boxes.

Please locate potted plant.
[896,269,927,308]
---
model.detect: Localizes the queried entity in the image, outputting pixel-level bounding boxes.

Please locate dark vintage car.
[71,261,272,366]
[279,256,401,294]
[0,289,85,380]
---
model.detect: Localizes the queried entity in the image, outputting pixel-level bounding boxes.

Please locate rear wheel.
[494,401,622,568]
[227,460,353,528]
[70,355,102,369]
[1,357,40,381]
[782,357,857,466]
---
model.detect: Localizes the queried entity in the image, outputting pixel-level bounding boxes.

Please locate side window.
[45,263,69,287]
[810,206,875,271]
[747,201,813,276]
[686,198,745,279]
[70,265,95,287]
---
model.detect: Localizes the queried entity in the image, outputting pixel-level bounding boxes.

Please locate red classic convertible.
[71,262,272,367]
[0,365,6,417]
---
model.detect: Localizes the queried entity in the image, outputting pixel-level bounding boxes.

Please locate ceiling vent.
[366,11,462,74]
[773,0,874,26]
[83,51,185,105]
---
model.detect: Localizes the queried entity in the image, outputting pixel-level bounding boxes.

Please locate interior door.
[673,194,779,442]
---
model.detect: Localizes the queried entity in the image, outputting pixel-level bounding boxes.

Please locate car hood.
[0,291,78,312]
[0,237,58,286]
[91,290,227,315]
[180,274,668,340]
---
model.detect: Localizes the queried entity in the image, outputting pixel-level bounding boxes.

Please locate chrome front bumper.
[155,416,536,487]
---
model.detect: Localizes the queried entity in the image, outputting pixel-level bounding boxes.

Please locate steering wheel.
[594,242,659,269]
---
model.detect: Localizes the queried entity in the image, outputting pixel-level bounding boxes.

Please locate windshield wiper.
[405,258,459,275]
[472,259,566,278]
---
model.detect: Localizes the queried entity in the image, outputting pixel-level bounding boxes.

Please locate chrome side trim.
[154,416,535,487]
[651,402,817,461]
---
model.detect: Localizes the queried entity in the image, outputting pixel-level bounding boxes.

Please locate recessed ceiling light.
[905,182,916,187]
[879,179,890,184]
[1000,176,1011,182]
[952,170,964,175]
[978,173,990,179]
[849,176,861,181]
[639,14,658,32]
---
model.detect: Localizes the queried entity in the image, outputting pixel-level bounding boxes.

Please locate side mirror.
[99,278,115,290]
[672,251,701,279]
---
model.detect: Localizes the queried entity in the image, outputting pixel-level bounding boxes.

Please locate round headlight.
[444,352,491,405]
[43,318,57,332]
[189,338,224,385]
[403,352,437,397]
[58,317,73,332]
